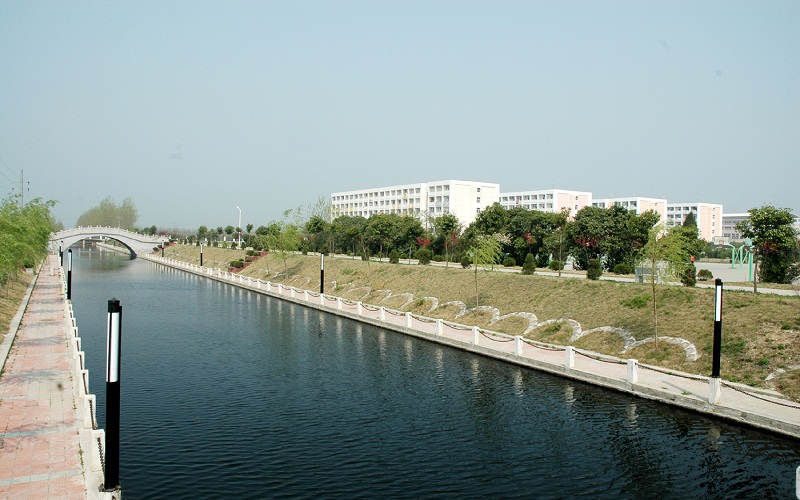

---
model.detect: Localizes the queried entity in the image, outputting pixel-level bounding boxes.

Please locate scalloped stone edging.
[327,282,699,361]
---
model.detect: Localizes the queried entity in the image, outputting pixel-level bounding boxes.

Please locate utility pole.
[18,170,28,207]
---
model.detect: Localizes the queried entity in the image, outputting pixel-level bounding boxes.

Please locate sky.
[1,1,798,230]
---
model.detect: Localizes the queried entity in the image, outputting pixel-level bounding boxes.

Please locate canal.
[69,249,800,499]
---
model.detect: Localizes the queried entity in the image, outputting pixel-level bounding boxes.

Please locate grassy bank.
[162,244,800,399]
[0,271,34,345]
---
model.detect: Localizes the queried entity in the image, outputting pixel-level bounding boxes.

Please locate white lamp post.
[236,206,242,247]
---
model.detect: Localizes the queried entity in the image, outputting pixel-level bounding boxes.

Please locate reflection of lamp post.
[236,206,242,247]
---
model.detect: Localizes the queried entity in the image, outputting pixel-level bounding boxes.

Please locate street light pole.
[236,206,242,247]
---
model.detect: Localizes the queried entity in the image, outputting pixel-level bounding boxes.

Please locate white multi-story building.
[591,197,667,222]
[721,213,749,242]
[666,202,723,242]
[499,188,592,218]
[330,180,500,227]
[721,212,800,244]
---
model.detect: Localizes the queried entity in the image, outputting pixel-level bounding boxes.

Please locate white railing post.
[405,312,412,328]
[515,336,523,355]
[290,287,295,298]
[472,326,480,345]
[357,302,362,315]
[566,346,575,369]
[304,290,309,301]
[627,359,638,385]
[436,319,443,336]
[380,306,386,321]
[337,298,342,310]
[320,293,325,306]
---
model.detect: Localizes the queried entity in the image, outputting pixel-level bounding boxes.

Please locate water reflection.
[68,251,800,499]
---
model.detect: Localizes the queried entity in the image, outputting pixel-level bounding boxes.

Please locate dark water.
[69,249,800,499]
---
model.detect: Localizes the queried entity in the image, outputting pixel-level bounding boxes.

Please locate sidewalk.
[0,255,103,499]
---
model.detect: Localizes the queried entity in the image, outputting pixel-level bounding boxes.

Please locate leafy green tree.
[0,196,56,293]
[469,235,503,307]
[388,248,400,264]
[736,205,798,287]
[269,210,302,276]
[330,215,368,257]
[681,263,697,287]
[224,225,234,236]
[682,211,697,228]
[639,224,691,348]
[432,213,462,266]
[197,225,208,242]
[76,196,138,228]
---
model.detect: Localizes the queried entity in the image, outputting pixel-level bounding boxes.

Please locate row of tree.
[0,195,56,293]
[185,202,797,285]
[76,196,138,228]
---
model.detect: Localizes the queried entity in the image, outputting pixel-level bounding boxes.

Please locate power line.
[0,168,15,185]
[0,156,20,181]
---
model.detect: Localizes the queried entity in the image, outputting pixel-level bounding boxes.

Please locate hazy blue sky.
[1,1,797,230]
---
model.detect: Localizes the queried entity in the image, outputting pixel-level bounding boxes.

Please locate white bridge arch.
[51,227,166,258]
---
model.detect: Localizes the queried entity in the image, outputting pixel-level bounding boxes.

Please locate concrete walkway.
[0,255,103,499]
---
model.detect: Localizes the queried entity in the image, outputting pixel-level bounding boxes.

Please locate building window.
[476,197,481,203]
[477,187,481,193]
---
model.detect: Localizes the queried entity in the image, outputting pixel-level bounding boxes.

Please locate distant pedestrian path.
[0,255,102,498]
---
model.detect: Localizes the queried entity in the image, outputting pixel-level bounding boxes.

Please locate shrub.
[231,242,238,250]
[681,263,697,287]
[461,255,472,269]
[621,295,649,309]
[229,260,244,268]
[522,253,536,275]
[586,259,602,280]
[613,263,632,275]
[246,250,256,256]
[548,259,563,271]
[388,248,400,264]
[417,248,432,265]
[502,257,517,267]
[432,254,445,262]
[697,269,714,281]
[152,246,159,252]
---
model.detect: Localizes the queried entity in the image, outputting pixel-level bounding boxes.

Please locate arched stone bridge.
[51,227,166,258]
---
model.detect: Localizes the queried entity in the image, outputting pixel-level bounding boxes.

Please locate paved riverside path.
[149,254,800,439]
[0,255,101,499]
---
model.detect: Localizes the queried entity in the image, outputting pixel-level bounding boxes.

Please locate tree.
[736,205,798,286]
[225,225,234,236]
[638,224,691,348]
[76,196,138,228]
[0,196,56,294]
[432,213,462,266]
[246,223,253,234]
[269,209,302,276]
[197,225,208,242]
[521,253,536,275]
[682,211,697,228]
[469,235,503,307]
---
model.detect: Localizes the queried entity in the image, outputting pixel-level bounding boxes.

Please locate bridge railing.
[51,226,165,243]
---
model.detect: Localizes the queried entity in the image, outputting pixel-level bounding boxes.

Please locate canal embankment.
[0,255,110,498]
[143,252,800,439]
